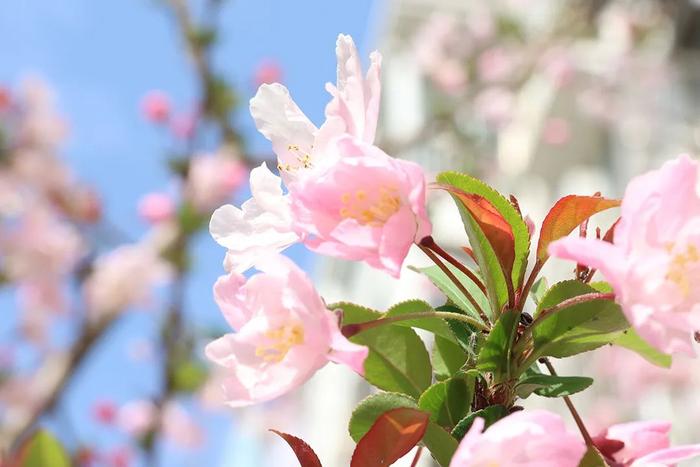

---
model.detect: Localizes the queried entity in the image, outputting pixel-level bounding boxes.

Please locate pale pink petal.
[632,445,700,467]
[548,237,626,291]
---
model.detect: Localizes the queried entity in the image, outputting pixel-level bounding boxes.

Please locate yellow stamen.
[255,323,305,363]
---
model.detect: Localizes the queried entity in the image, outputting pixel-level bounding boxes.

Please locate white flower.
[209,162,300,273]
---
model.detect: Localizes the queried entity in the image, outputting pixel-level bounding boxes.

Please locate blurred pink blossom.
[542,118,571,146]
[205,254,368,407]
[117,400,157,438]
[253,59,283,87]
[83,243,172,317]
[138,192,175,224]
[595,420,700,466]
[170,110,197,140]
[140,90,171,123]
[92,399,117,425]
[477,47,517,83]
[450,410,585,467]
[473,86,514,128]
[162,402,204,449]
[550,155,700,356]
[185,151,247,211]
[18,77,68,150]
[290,136,432,277]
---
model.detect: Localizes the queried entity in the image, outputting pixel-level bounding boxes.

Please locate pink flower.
[186,151,247,212]
[549,155,700,355]
[542,118,571,146]
[477,47,517,83]
[92,399,117,425]
[450,410,586,467]
[162,402,204,449]
[117,400,156,437]
[595,420,700,466]
[138,192,175,224]
[141,90,171,123]
[253,59,283,87]
[289,136,431,277]
[474,87,514,128]
[249,34,381,185]
[205,254,368,407]
[83,243,172,317]
[170,110,197,140]
[210,162,300,273]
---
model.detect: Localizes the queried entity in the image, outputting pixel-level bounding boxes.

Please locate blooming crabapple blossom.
[253,59,283,87]
[324,34,382,145]
[549,155,700,355]
[138,192,175,224]
[117,400,157,438]
[170,110,197,140]
[449,410,585,467]
[210,162,300,273]
[249,33,380,185]
[83,243,172,317]
[17,77,68,151]
[290,136,431,277]
[185,150,246,212]
[205,254,368,407]
[140,90,171,123]
[161,402,204,449]
[92,399,118,425]
[595,420,700,466]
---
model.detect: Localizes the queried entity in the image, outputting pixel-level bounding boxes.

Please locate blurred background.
[0,0,699,465]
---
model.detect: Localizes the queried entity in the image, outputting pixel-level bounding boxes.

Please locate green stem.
[542,358,594,447]
[516,259,544,312]
[420,236,487,294]
[342,310,490,338]
[418,244,491,326]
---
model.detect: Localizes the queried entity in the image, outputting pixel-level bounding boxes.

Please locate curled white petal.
[209,163,300,273]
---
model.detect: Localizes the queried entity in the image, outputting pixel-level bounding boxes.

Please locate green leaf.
[516,374,593,398]
[410,264,489,322]
[537,195,620,262]
[451,405,508,441]
[578,446,610,467]
[336,302,432,398]
[530,277,549,306]
[170,360,208,393]
[348,393,458,467]
[18,430,71,467]
[436,171,531,290]
[384,300,457,342]
[436,304,482,356]
[477,310,520,382]
[531,281,629,360]
[614,328,672,368]
[418,374,474,428]
[423,424,459,467]
[432,335,468,381]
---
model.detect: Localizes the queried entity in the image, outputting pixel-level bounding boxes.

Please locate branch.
[4,314,118,453]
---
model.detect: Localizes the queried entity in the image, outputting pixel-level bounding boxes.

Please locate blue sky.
[0,1,381,465]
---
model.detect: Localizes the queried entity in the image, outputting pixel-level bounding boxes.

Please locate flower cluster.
[206,33,700,467]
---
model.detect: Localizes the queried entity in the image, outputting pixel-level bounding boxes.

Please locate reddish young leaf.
[270,429,323,467]
[537,195,620,261]
[439,185,516,279]
[350,407,430,467]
